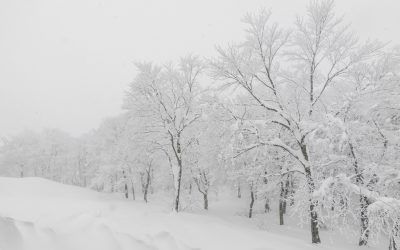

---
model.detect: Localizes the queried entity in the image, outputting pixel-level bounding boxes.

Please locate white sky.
[1,0,399,137]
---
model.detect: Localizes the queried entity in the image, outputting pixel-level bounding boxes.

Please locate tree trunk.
[310,201,321,244]
[194,172,209,210]
[389,238,398,250]
[279,200,285,225]
[389,221,399,250]
[265,198,270,213]
[301,143,321,244]
[279,181,285,225]
[249,189,255,218]
[143,186,148,203]
[125,183,128,199]
[282,177,291,213]
[350,142,370,246]
[359,195,369,246]
[131,179,135,200]
[237,182,241,198]
[172,134,183,212]
[203,192,208,210]
[142,169,151,203]
[123,170,128,199]
[174,160,183,212]
[289,174,295,206]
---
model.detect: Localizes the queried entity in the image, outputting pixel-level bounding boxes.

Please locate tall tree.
[210,0,380,243]
[125,55,204,212]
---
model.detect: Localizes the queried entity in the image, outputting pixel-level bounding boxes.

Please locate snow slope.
[0,177,383,250]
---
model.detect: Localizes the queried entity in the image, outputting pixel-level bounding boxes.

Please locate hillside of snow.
[0,177,384,250]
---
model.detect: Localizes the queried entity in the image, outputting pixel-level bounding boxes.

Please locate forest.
[1,1,399,249]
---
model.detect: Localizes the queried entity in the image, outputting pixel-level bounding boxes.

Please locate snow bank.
[0,177,382,250]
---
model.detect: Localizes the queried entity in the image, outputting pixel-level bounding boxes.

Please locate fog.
[1,0,399,137]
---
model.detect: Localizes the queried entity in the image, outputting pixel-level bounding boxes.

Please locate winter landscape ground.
[0,177,387,250]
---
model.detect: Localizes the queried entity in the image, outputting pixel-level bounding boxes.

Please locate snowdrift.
[0,177,381,250]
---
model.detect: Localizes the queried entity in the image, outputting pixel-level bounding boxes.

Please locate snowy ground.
[0,177,384,250]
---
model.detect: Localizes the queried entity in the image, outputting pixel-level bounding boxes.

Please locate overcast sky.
[1,0,399,137]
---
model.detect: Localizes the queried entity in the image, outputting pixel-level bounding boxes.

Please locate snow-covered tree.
[210,0,382,243]
[124,55,204,212]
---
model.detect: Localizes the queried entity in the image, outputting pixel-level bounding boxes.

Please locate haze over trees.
[1,0,399,249]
